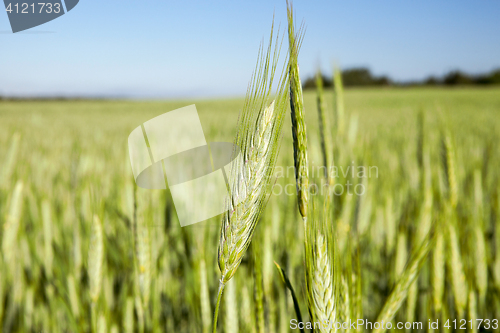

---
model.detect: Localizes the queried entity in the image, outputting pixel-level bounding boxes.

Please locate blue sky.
[1,0,499,98]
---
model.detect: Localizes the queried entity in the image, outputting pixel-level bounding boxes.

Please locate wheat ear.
[217,24,288,285]
[306,232,337,332]
[305,204,338,333]
[287,1,309,220]
[214,22,288,333]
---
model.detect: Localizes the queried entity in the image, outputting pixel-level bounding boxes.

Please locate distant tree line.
[303,67,500,89]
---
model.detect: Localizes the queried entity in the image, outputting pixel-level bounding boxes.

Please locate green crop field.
[0,86,500,332]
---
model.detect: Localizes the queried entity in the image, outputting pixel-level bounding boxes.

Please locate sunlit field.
[0,86,499,332]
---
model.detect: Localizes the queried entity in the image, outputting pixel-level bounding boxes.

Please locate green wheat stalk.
[287,1,309,221]
[213,20,289,333]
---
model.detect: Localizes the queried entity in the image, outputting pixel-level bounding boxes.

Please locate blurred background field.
[0,86,500,332]
[3,86,499,154]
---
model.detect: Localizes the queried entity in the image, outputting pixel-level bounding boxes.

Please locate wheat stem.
[212,281,225,333]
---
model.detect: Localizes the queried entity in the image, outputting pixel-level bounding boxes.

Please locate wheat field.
[0,85,499,332]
